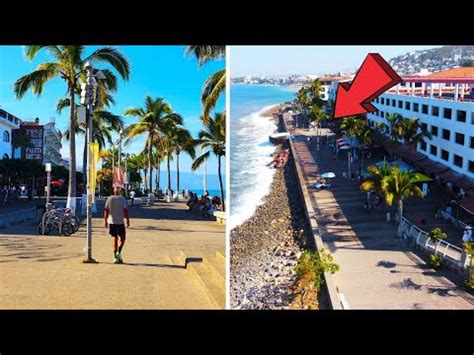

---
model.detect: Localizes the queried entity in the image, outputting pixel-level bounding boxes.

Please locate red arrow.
[334,53,402,119]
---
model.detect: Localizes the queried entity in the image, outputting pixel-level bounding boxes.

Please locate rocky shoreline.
[230,107,328,310]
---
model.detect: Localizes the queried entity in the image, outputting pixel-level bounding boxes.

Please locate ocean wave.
[229,104,280,230]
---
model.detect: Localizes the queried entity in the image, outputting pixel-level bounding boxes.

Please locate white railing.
[399,216,471,270]
[440,211,471,230]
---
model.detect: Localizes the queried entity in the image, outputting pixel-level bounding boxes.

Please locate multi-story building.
[0,109,21,159]
[366,67,474,181]
[15,118,44,161]
[327,75,354,103]
[43,118,62,166]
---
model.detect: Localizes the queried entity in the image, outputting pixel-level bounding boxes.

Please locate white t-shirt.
[130,191,136,198]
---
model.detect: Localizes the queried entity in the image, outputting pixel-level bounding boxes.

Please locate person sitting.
[186,192,197,210]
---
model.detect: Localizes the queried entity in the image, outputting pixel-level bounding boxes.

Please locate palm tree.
[186,45,225,123]
[354,123,372,166]
[124,96,183,192]
[377,112,403,157]
[10,130,32,159]
[171,128,196,194]
[308,104,327,128]
[362,164,431,235]
[14,46,130,212]
[62,109,124,185]
[399,117,432,150]
[192,112,225,211]
[151,149,165,192]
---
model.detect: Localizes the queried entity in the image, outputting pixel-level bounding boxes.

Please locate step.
[202,257,225,285]
[187,262,225,309]
[215,251,225,264]
[171,250,225,309]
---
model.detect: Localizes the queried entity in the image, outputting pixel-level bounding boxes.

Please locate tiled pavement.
[290,126,474,309]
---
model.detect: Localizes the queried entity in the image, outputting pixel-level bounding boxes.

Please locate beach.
[230,106,328,309]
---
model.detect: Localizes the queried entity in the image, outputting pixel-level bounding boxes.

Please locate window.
[443,108,452,119]
[455,132,465,145]
[431,126,438,137]
[375,97,379,103]
[442,129,450,141]
[441,149,449,161]
[422,104,428,114]
[380,98,384,105]
[413,103,419,112]
[421,123,428,132]
[432,106,439,116]
[405,101,411,110]
[471,112,474,124]
[392,99,396,107]
[420,141,427,151]
[398,100,403,108]
[457,110,466,122]
[469,160,474,173]
[454,154,463,168]
[471,136,474,149]
[381,111,385,118]
[430,145,437,156]
[2,131,9,143]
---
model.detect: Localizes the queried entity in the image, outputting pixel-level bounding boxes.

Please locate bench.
[213,211,226,225]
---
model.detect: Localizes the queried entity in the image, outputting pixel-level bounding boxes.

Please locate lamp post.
[81,61,102,264]
[45,163,52,208]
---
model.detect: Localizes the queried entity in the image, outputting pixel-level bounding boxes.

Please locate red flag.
[113,167,125,188]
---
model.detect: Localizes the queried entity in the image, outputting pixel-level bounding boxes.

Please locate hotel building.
[366,67,474,182]
[0,109,21,159]
[43,118,62,166]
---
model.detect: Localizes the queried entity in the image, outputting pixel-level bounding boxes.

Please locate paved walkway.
[291,126,474,309]
[0,201,225,309]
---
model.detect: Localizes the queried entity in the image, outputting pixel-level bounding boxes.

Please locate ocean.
[229,84,296,229]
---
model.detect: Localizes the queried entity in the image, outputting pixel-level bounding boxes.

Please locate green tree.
[192,112,226,211]
[124,96,183,191]
[170,128,196,193]
[377,112,403,157]
[14,46,130,211]
[10,130,32,159]
[398,117,432,150]
[186,45,225,123]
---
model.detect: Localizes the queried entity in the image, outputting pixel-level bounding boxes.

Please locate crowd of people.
[186,191,222,217]
[1,184,31,205]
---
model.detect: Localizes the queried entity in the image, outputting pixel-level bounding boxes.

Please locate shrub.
[428,254,443,270]
[295,248,340,290]
[428,227,447,242]
[462,242,473,292]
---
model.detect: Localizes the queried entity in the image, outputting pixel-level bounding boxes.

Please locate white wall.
[367,93,474,178]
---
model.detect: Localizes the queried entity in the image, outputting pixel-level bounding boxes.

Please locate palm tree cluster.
[376,113,432,157]
[361,163,431,233]
[13,45,227,212]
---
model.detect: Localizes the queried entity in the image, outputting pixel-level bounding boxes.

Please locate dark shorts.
[109,224,126,237]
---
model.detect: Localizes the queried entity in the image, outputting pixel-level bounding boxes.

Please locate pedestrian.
[104,187,130,264]
[463,226,473,243]
[130,190,136,206]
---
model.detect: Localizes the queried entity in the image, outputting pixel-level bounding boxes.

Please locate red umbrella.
[51,180,63,186]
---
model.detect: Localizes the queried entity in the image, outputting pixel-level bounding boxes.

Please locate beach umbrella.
[321,172,336,179]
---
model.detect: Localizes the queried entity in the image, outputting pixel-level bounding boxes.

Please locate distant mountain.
[389,46,474,75]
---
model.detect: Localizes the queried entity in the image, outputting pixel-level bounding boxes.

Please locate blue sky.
[230,46,441,76]
[0,45,225,175]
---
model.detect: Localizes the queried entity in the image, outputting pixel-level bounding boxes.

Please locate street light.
[81,61,102,264]
[45,163,52,207]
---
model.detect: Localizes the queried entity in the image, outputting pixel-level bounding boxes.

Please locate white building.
[0,109,21,159]
[43,118,62,166]
[367,67,474,180]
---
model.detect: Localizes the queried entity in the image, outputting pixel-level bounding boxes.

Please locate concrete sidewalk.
[290,126,474,309]
[0,201,225,309]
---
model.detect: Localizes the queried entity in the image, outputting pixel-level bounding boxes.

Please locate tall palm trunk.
[143,169,147,191]
[67,85,77,213]
[176,152,180,193]
[167,154,171,192]
[218,155,225,211]
[157,165,161,191]
[147,144,152,193]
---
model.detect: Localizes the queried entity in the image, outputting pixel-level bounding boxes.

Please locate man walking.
[104,187,130,264]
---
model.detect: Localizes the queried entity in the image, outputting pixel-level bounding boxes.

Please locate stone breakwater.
[230,141,323,309]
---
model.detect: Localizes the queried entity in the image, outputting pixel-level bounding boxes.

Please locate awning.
[413,159,449,175]
[455,176,474,190]
[394,145,428,164]
[459,196,474,215]
[438,169,464,183]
